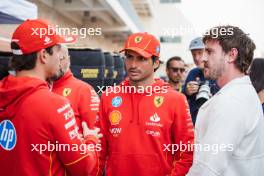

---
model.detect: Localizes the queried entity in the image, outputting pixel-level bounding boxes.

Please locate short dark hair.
[166,56,183,69]
[203,25,256,74]
[0,65,9,80]
[249,58,264,93]
[10,42,54,71]
[152,55,160,72]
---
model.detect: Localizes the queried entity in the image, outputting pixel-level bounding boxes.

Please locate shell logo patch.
[154,96,164,108]
[109,110,122,125]
[134,36,142,43]
[63,88,71,97]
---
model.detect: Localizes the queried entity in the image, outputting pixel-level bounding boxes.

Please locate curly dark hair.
[249,58,264,93]
[203,25,256,74]
[10,42,55,71]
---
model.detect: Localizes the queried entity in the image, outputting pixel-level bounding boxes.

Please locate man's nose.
[202,53,208,62]
[130,59,138,68]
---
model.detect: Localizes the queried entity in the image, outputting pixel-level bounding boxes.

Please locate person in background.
[189,37,205,68]
[0,65,9,80]
[183,63,190,82]
[249,58,264,113]
[52,45,100,132]
[166,56,186,92]
[183,37,219,124]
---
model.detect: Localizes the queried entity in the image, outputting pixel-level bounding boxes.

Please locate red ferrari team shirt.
[0,75,98,176]
[97,78,194,176]
[52,70,100,130]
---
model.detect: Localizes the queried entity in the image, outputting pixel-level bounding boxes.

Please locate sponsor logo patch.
[63,88,71,97]
[150,113,160,122]
[0,120,17,150]
[109,127,122,137]
[134,36,142,43]
[44,36,52,45]
[145,113,163,127]
[154,96,164,108]
[109,110,122,125]
[145,130,160,137]
[112,96,122,107]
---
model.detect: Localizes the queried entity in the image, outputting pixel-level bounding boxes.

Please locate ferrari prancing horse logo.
[63,88,71,97]
[134,36,142,43]
[154,96,164,108]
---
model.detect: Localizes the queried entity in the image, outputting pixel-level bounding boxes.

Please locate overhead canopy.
[0,0,37,52]
[0,0,37,22]
[0,11,23,24]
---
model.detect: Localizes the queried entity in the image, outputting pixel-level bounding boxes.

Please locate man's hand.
[82,122,103,142]
[186,81,200,96]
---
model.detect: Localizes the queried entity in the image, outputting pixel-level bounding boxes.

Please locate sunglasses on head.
[169,67,185,73]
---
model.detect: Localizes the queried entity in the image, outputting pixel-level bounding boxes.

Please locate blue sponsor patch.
[156,46,160,54]
[0,120,17,150]
[112,96,122,107]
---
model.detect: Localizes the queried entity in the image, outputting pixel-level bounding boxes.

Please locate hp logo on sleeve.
[0,120,17,150]
[112,96,122,108]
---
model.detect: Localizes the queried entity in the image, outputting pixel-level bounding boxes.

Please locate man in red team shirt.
[98,32,194,176]
[0,19,101,176]
[52,45,100,131]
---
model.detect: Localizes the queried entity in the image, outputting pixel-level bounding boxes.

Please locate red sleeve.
[50,99,98,176]
[78,85,100,129]
[93,93,109,176]
[170,94,194,176]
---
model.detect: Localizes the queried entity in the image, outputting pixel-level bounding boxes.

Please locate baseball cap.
[120,32,160,58]
[11,19,76,55]
[189,37,205,50]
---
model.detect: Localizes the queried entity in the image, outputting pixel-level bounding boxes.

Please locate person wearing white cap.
[189,37,205,68]
[182,37,219,125]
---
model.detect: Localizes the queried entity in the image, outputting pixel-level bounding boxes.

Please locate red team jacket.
[0,75,97,176]
[52,70,100,130]
[98,78,194,176]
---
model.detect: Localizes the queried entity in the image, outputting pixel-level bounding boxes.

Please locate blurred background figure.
[0,52,12,80]
[182,37,220,125]
[249,58,264,113]
[166,56,185,92]
[52,45,100,132]
[189,37,205,68]
[0,65,9,80]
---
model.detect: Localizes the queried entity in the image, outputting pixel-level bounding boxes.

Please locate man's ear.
[227,48,238,63]
[166,67,169,74]
[153,59,160,70]
[38,49,48,64]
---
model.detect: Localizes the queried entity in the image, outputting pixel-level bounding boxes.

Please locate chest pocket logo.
[0,120,17,151]
[63,88,72,97]
[154,96,164,108]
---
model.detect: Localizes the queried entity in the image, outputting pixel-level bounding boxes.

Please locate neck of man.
[16,68,46,82]
[217,66,245,88]
[129,74,155,88]
[169,80,181,89]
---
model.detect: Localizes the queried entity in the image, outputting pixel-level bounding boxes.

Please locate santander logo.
[150,113,160,123]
